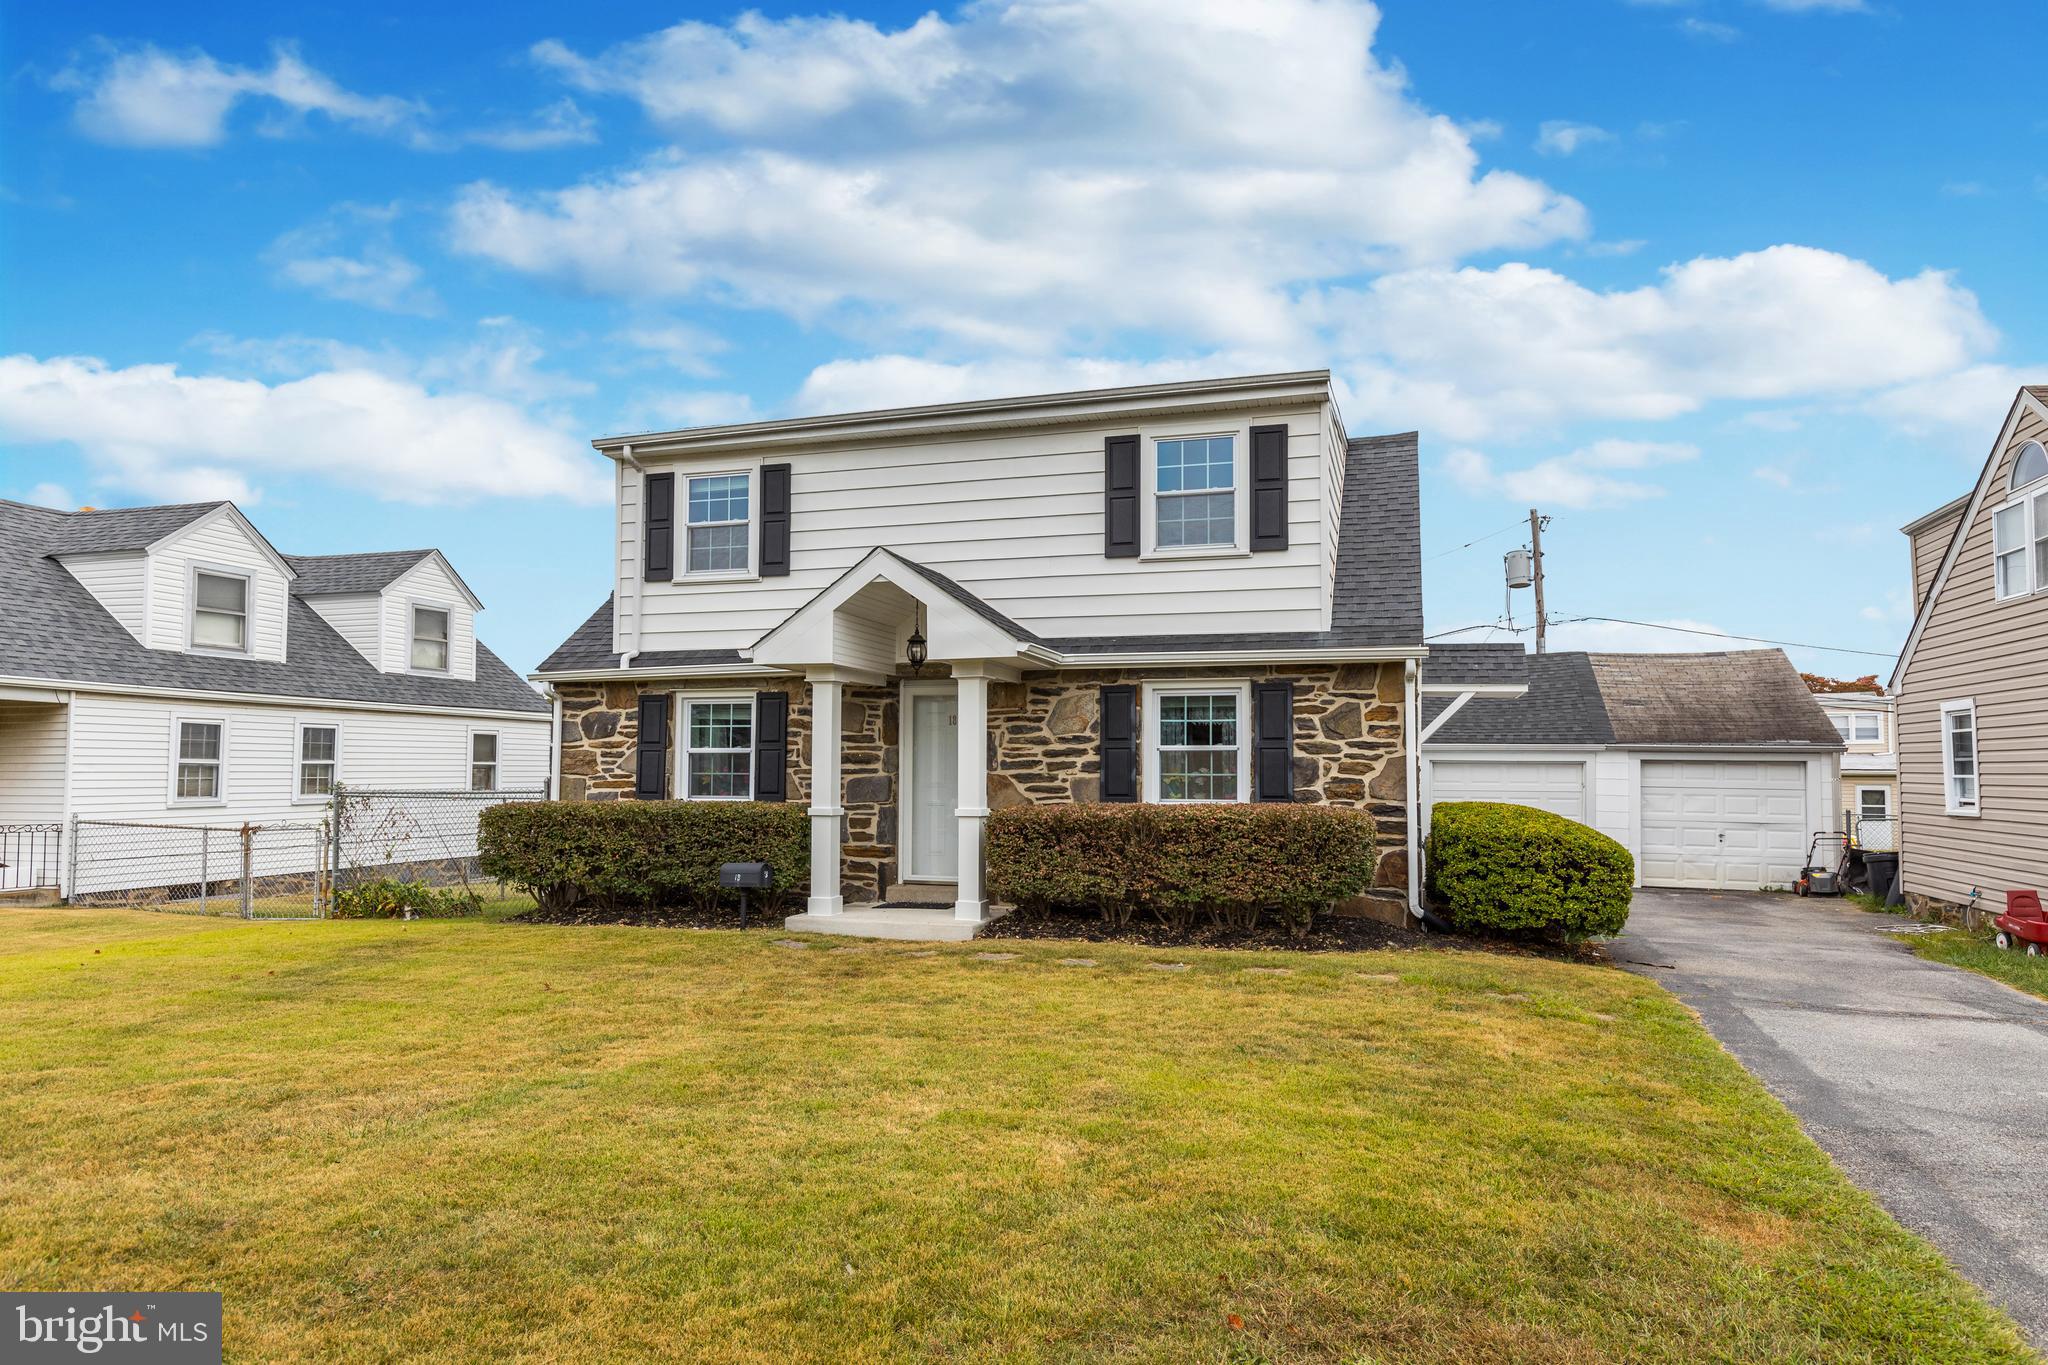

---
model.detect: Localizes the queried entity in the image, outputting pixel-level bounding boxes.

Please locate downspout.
[1404,659,1422,926]
[547,684,563,800]
[618,443,642,671]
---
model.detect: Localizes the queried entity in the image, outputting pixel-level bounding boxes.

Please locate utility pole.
[1528,507,1548,655]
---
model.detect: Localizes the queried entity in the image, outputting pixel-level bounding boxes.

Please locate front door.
[906,689,959,881]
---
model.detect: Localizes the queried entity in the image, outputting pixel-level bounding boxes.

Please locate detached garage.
[1420,648,1844,892]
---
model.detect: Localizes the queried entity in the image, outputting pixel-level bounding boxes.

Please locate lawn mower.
[1992,890,2048,957]
[1794,832,1849,897]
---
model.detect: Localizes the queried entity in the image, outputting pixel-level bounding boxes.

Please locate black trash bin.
[1864,852,1900,906]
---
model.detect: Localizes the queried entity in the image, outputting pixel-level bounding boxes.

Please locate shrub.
[985,803,1378,938]
[478,801,809,916]
[1424,801,1633,940]
[332,877,483,919]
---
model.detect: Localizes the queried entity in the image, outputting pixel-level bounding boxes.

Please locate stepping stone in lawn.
[1057,957,1098,967]
[903,950,938,958]
[1145,962,1190,973]
[1356,972,1400,983]
[1243,967,1292,976]
[772,939,811,949]
[973,952,1019,962]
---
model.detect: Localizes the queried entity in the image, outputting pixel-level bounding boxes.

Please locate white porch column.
[954,669,990,922]
[808,674,845,915]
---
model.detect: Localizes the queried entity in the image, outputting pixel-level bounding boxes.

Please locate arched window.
[2013,440,2048,492]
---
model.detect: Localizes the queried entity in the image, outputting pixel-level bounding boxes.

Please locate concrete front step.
[0,888,62,908]
[880,882,957,907]
[782,902,1009,942]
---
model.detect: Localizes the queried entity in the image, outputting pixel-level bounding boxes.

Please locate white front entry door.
[1639,760,1808,890]
[907,690,959,881]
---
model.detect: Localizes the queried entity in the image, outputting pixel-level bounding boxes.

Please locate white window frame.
[408,600,454,674]
[679,466,760,582]
[1141,422,1251,560]
[674,693,755,801]
[1941,698,1979,816]
[1141,679,1252,804]
[468,729,500,793]
[186,564,253,656]
[1855,784,1891,820]
[168,714,228,806]
[294,720,341,803]
[1990,443,2048,602]
[1828,710,1881,743]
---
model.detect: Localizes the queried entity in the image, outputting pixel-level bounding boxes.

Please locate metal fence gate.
[1,824,63,892]
[330,785,547,897]
[69,818,330,918]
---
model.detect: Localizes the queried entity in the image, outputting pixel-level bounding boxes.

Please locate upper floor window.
[1828,711,1881,743]
[687,473,750,574]
[411,606,450,672]
[173,719,224,802]
[470,731,498,791]
[682,698,752,799]
[1942,700,1978,814]
[1155,436,1235,549]
[2011,440,2048,492]
[298,724,337,798]
[1994,442,2048,602]
[191,571,248,653]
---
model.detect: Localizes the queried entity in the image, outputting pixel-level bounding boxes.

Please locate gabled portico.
[750,548,1041,932]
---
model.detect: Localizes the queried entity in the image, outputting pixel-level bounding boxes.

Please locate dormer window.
[1155,436,1236,549]
[687,473,751,575]
[411,606,450,672]
[191,570,249,653]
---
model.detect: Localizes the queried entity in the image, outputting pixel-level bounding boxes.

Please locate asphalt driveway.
[1615,888,2048,1348]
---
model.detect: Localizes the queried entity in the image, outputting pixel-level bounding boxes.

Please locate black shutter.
[754,691,789,802]
[1104,434,1140,558]
[1252,680,1295,802]
[642,472,675,580]
[1100,684,1138,802]
[759,463,792,578]
[1249,424,1289,551]
[634,692,671,800]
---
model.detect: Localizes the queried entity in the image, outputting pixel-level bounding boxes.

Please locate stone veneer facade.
[555,660,1409,908]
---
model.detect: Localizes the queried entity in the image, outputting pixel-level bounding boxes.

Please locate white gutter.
[533,644,1431,685]
[1404,659,1421,923]
[0,673,552,724]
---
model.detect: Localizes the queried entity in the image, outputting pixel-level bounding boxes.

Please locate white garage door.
[1639,761,1808,890]
[1429,760,1587,822]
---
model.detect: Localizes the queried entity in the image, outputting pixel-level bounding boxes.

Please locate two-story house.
[534,371,1511,937]
[0,498,551,898]
[1892,384,2048,917]
[1816,692,1897,847]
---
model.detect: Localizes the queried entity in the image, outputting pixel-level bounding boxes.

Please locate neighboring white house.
[1814,691,1896,847]
[0,498,552,898]
[1420,648,1843,891]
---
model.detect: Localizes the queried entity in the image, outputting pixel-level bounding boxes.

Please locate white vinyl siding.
[620,405,1332,653]
[0,701,69,826]
[145,510,289,661]
[380,556,476,681]
[303,593,383,667]
[56,552,147,642]
[1427,759,1588,824]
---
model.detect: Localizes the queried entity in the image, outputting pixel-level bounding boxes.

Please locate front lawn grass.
[1903,924,2048,1004]
[0,909,2030,1363]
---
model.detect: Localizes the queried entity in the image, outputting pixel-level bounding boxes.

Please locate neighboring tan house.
[1420,649,1843,891]
[1892,385,2048,917]
[533,370,1521,939]
[0,499,551,898]
[1815,692,1896,849]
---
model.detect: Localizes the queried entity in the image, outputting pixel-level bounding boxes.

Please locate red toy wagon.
[1993,890,2048,957]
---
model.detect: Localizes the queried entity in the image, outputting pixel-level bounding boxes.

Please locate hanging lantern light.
[906,604,928,671]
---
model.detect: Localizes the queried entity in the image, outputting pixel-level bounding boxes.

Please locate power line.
[1557,616,1897,659]
[1423,520,1527,563]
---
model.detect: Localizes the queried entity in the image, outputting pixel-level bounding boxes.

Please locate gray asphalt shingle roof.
[284,550,436,597]
[1422,648,1842,749]
[1,499,546,714]
[41,501,226,555]
[536,428,1427,674]
[1420,642,1528,687]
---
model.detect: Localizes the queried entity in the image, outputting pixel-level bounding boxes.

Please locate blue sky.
[3,0,2041,676]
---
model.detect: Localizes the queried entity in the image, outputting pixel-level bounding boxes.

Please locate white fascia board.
[533,663,800,683]
[151,502,299,581]
[1418,682,1526,697]
[592,371,1333,459]
[0,683,71,704]
[1610,743,1843,755]
[538,644,1426,682]
[0,672,550,723]
[388,549,485,612]
[1892,387,2048,690]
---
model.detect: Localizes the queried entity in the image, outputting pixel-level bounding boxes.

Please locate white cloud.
[614,324,730,379]
[793,354,1251,415]
[55,41,421,147]
[1322,246,1995,440]
[1756,0,1866,11]
[0,353,604,506]
[22,482,77,510]
[449,99,598,152]
[1870,363,2043,444]
[1535,121,1614,156]
[624,391,758,431]
[417,318,595,404]
[1445,439,1698,508]
[463,0,1586,349]
[1679,17,1742,41]
[267,204,438,315]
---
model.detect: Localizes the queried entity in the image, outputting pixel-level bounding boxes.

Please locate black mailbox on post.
[719,862,774,929]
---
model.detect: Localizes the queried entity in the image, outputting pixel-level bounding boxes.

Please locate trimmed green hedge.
[986,803,1378,937]
[1425,801,1633,940]
[478,801,808,916]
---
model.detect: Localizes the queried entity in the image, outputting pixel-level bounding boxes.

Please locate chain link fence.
[1848,812,1898,853]
[330,785,547,898]
[69,818,330,918]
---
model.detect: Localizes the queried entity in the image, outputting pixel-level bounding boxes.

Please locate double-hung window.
[687,474,751,574]
[1857,786,1891,820]
[1145,684,1247,803]
[682,699,752,799]
[1942,700,1978,814]
[174,719,224,802]
[1829,712,1881,743]
[1154,436,1236,549]
[470,732,498,792]
[1993,440,2048,601]
[192,571,249,652]
[412,607,451,672]
[298,724,338,797]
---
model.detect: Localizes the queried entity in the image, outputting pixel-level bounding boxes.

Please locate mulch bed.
[977,905,1428,953]
[512,903,794,931]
